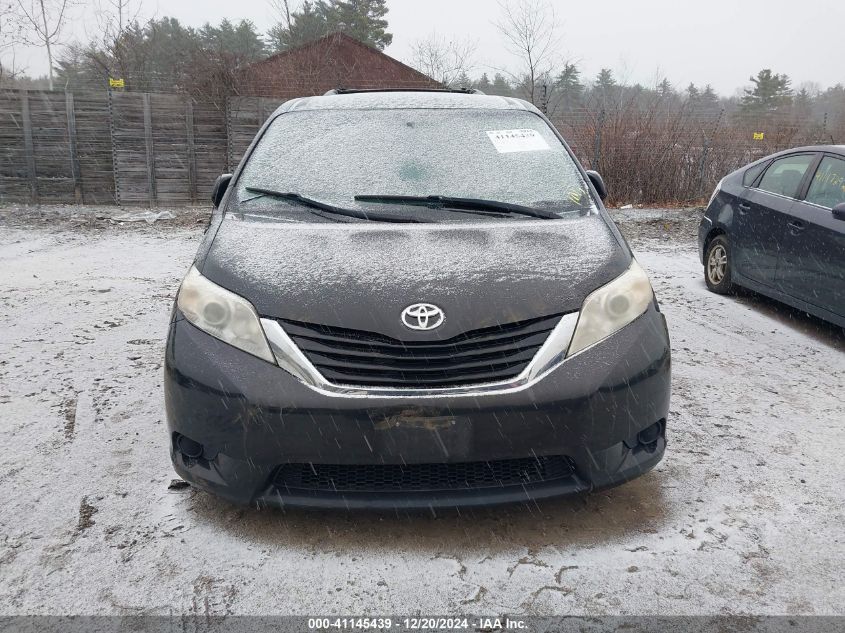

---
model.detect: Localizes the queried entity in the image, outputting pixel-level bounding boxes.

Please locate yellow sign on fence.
[109,77,125,89]
[753,132,765,141]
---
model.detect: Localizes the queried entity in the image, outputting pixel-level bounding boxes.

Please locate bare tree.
[95,0,141,38]
[1,2,19,45]
[409,32,476,88]
[1,1,24,82]
[267,0,303,49]
[495,0,560,106]
[90,0,142,86]
[268,0,296,32]
[15,0,76,89]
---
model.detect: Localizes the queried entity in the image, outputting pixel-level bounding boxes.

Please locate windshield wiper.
[244,188,432,223]
[354,194,560,220]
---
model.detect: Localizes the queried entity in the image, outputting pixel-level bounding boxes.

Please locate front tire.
[704,235,735,294]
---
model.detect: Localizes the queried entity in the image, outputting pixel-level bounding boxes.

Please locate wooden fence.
[0,89,281,206]
[1,88,841,206]
[226,96,285,176]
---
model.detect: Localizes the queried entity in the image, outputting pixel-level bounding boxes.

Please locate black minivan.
[165,89,671,509]
[699,145,845,328]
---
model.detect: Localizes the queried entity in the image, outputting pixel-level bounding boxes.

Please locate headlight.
[176,266,275,363]
[567,259,654,356]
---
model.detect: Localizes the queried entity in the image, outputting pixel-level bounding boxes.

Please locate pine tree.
[268,1,329,52]
[793,88,813,117]
[595,68,615,89]
[475,72,492,93]
[686,82,700,101]
[490,73,512,97]
[330,0,391,49]
[198,19,265,60]
[454,71,472,89]
[54,16,265,98]
[740,69,793,114]
[268,0,392,52]
[54,46,104,90]
[555,62,583,103]
[593,68,616,105]
[700,84,720,113]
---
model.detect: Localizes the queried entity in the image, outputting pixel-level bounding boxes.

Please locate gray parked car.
[699,145,845,328]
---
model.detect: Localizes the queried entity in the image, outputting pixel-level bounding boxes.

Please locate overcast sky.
[8,0,845,96]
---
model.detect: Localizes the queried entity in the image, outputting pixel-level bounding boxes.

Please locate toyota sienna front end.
[164,90,671,509]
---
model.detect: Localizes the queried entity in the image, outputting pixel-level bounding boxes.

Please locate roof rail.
[323,87,485,96]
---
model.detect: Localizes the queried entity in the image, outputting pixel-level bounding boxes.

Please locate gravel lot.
[0,205,843,616]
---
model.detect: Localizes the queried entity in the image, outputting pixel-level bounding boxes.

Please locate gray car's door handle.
[738,202,751,214]
[787,220,805,232]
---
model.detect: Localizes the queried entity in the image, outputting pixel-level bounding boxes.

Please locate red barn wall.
[239,33,441,98]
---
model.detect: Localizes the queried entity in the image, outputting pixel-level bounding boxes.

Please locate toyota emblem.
[401,303,445,331]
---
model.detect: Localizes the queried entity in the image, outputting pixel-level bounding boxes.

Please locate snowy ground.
[0,205,843,616]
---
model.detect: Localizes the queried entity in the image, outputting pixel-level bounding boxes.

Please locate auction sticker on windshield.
[486,129,551,153]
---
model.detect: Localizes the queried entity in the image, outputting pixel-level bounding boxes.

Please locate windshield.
[234,108,597,221]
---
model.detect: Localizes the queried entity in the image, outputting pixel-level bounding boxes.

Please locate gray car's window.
[756,154,816,199]
[235,108,596,219]
[742,161,769,186]
[805,156,845,209]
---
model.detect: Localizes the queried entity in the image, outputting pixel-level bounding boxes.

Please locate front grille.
[273,456,575,493]
[276,313,564,388]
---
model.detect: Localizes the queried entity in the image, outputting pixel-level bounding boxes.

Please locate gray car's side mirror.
[211,173,233,208]
[586,170,608,201]
[832,202,845,221]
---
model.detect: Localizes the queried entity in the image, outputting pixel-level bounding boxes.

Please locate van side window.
[756,154,817,199]
[804,156,845,209]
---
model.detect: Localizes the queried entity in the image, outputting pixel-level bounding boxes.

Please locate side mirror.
[211,173,233,208]
[586,170,608,201]
[833,202,845,221]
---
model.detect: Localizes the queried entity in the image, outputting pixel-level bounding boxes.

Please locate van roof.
[273,90,542,116]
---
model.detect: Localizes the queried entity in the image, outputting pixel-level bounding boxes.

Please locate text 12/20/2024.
[307,617,527,631]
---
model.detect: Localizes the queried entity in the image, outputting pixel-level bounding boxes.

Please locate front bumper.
[164,306,671,509]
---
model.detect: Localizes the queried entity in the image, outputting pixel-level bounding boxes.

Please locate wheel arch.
[703,226,728,254]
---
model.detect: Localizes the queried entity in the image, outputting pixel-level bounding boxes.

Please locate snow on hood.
[200,215,629,340]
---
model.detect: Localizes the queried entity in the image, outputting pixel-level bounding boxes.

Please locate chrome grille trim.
[278,313,562,388]
[259,312,579,398]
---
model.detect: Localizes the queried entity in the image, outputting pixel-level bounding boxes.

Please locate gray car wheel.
[704,235,735,294]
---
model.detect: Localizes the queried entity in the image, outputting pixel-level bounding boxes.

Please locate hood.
[200,215,629,341]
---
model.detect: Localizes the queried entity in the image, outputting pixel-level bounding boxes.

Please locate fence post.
[225,96,234,172]
[107,90,121,205]
[21,92,38,204]
[593,109,605,169]
[142,93,157,208]
[65,92,83,204]
[697,139,710,200]
[697,109,724,199]
[185,99,197,204]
